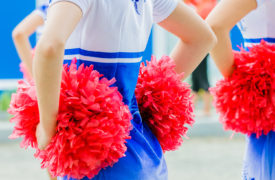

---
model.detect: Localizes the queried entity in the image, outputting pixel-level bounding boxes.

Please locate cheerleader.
[206,0,275,179]
[12,2,48,78]
[33,0,216,179]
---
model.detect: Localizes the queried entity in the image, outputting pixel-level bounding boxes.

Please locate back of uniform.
[33,3,48,40]
[237,0,275,47]
[49,0,179,180]
[237,0,275,180]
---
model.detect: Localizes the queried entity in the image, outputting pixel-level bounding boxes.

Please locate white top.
[49,0,178,63]
[33,3,49,41]
[237,0,275,47]
[33,3,48,20]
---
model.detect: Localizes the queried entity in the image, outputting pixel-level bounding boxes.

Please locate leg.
[48,169,57,180]
[201,91,212,116]
[197,55,211,115]
[191,64,200,106]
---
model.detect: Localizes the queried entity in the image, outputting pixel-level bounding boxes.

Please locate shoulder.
[49,0,93,15]
[152,0,179,23]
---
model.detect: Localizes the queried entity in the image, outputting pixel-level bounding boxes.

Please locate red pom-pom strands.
[20,63,32,82]
[135,56,194,152]
[211,41,275,138]
[19,48,35,82]
[8,81,38,148]
[8,59,132,179]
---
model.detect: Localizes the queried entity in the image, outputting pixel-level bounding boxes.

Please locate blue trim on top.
[63,59,142,65]
[244,38,275,43]
[39,4,48,13]
[38,4,48,16]
[132,0,147,15]
[64,48,145,59]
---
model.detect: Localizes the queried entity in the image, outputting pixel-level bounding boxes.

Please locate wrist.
[39,117,57,137]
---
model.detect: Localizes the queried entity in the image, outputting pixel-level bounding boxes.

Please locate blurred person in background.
[207,0,275,179]
[185,0,217,116]
[12,2,57,180]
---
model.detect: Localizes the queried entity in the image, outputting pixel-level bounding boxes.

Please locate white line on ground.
[0,79,20,90]
[0,122,13,130]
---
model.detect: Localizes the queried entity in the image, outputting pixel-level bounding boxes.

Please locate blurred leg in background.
[191,55,212,116]
[48,171,57,180]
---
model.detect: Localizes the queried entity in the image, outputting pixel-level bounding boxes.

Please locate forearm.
[12,33,34,77]
[205,0,258,77]
[171,38,215,79]
[159,2,216,79]
[208,28,234,77]
[33,39,65,136]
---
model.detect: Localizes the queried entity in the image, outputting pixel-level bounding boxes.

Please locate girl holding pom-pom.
[33,0,216,179]
[206,0,275,179]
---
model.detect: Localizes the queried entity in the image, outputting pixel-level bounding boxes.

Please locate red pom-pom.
[211,41,275,137]
[8,80,38,148]
[9,59,132,179]
[19,48,35,82]
[20,63,32,82]
[135,56,194,152]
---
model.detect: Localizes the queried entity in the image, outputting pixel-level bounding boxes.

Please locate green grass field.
[0,91,12,111]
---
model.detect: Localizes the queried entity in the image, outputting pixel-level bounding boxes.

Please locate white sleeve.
[33,4,48,20]
[256,0,273,7]
[49,0,93,15]
[153,0,179,23]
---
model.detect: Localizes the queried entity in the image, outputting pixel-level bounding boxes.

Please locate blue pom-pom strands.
[132,0,146,15]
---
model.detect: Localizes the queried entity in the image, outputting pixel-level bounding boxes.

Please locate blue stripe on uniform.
[39,5,48,13]
[64,48,145,59]
[244,37,275,43]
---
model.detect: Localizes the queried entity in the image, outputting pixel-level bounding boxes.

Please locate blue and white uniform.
[33,3,48,20]
[238,0,275,48]
[48,0,178,179]
[33,3,48,40]
[237,0,275,179]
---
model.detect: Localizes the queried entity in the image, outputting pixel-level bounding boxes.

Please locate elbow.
[12,28,26,41]
[181,23,218,50]
[207,18,224,35]
[200,23,218,50]
[186,26,217,52]
[203,26,217,49]
[35,37,65,60]
[208,21,229,43]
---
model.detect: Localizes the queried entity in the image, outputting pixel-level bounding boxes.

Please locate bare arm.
[34,2,82,149]
[159,2,217,79]
[206,0,257,77]
[12,12,44,77]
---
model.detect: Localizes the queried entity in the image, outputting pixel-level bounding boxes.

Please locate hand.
[36,123,55,150]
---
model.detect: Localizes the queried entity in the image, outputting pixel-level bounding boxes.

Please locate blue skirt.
[243,131,275,180]
[58,99,168,180]
[57,60,168,180]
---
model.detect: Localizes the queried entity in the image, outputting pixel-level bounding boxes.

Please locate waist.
[64,48,144,63]
[244,37,275,48]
